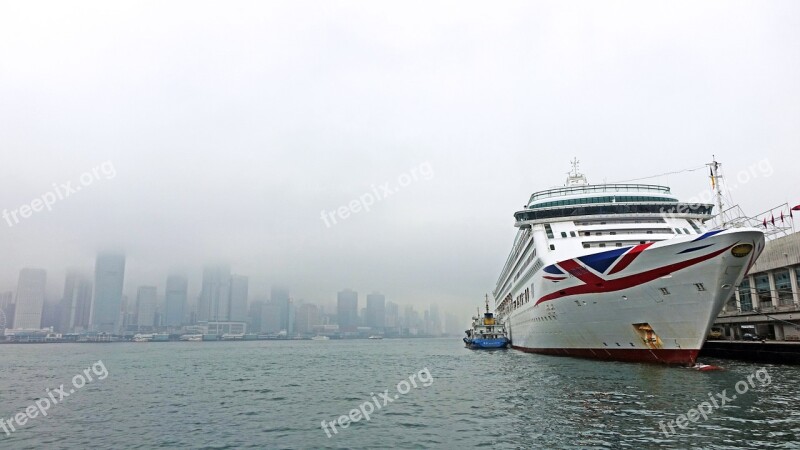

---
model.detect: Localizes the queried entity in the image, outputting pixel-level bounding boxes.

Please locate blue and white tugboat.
[464,295,510,349]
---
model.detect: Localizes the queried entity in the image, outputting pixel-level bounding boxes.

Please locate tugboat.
[463,295,510,349]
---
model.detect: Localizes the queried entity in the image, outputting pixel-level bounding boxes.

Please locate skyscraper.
[59,271,93,333]
[337,289,358,331]
[270,286,290,331]
[261,302,282,333]
[91,252,126,333]
[294,303,320,335]
[136,286,157,328]
[366,292,386,330]
[229,275,249,322]
[385,301,399,331]
[198,264,231,322]
[164,274,188,327]
[248,300,264,332]
[13,268,47,329]
[385,301,398,325]
[0,291,14,330]
[429,305,442,336]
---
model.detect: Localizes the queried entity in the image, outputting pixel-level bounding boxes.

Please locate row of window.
[529,195,678,210]
[566,228,672,238]
[574,218,666,226]
[496,228,533,290]
[515,204,714,222]
[582,241,657,248]
[738,267,799,311]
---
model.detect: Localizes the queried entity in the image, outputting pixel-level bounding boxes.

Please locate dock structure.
[700,340,800,365]
[713,231,800,342]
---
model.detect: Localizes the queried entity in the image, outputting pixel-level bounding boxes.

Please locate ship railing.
[529,183,671,203]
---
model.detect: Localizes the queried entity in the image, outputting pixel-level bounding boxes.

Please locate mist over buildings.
[1,1,799,325]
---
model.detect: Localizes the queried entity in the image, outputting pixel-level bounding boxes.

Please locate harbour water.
[1,338,799,449]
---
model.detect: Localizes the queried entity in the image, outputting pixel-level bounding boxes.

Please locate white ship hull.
[503,228,763,365]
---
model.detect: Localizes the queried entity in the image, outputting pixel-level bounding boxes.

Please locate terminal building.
[715,231,800,340]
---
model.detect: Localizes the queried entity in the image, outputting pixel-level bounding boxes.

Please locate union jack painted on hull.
[493,168,765,366]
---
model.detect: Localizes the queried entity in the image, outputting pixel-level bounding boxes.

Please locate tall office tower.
[0,291,14,329]
[404,305,422,331]
[136,286,157,328]
[261,302,283,333]
[287,298,295,334]
[366,292,386,330]
[13,268,47,329]
[59,271,93,333]
[41,302,61,329]
[164,275,188,327]
[198,264,231,322]
[294,303,320,335]
[429,305,442,336]
[337,289,358,331]
[91,252,126,333]
[229,275,249,322]
[248,300,264,332]
[385,301,399,329]
[270,286,290,331]
[0,291,14,311]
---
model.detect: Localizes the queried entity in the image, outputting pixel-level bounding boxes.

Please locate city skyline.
[0,253,470,335]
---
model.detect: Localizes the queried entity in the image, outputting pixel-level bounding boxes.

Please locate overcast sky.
[1,0,798,318]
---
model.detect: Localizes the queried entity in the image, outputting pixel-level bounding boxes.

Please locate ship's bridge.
[517,183,713,224]
[527,183,675,208]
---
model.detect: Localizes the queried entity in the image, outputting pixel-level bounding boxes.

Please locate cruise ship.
[493,162,764,365]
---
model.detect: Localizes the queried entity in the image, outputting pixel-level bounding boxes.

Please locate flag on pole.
[763,218,767,228]
[710,168,715,189]
[781,211,785,223]
[771,214,775,226]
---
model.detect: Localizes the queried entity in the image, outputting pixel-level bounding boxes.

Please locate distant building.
[164,275,188,327]
[366,292,386,330]
[40,301,61,330]
[287,298,295,334]
[13,268,47,329]
[337,289,359,331]
[295,303,320,335]
[0,291,13,310]
[444,313,461,336]
[261,302,282,333]
[204,321,246,335]
[198,264,231,322]
[136,286,157,328]
[91,252,126,333]
[385,301,399,336]
[0,291,14,329]
[248,300,264,332]
[270,286,290,331]
[59,271,93,333]
[716,231,800,340]
[229,275,249,322]
[429,305,442,336]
